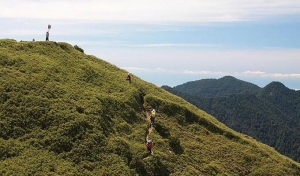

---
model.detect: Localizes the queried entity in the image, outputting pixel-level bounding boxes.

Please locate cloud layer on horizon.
[122,66,300,79]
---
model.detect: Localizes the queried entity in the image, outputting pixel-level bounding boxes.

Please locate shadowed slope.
[164,78,300,162]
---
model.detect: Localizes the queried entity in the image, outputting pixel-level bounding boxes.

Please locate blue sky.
[1,0,300,89]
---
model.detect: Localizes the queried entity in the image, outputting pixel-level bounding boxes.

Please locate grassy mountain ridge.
[164,77,300,162]
[1,39,300,175]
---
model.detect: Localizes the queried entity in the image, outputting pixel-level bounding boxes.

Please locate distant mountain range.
[162,76,300,162]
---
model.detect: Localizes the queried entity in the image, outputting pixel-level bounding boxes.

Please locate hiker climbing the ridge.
[150,109,156,127]
[125,73,131,83]
[146,139,154,155]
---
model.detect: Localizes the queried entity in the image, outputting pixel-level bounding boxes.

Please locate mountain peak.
[173,76,260,98]
[219,75,237,80]
[264,81,288,90]
[260,81,292,96]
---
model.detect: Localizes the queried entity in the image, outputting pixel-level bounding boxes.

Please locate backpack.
[146,141,153,148]
[151,110,156,117]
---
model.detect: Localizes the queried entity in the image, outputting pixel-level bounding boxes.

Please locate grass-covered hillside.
[0,39,300,176]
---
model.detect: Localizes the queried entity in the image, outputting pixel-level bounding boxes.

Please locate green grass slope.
[0,39,300,176]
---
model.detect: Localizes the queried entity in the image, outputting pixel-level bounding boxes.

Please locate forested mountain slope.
[1,39,300,175]
[172,76,260,98]
[163,77,300,162]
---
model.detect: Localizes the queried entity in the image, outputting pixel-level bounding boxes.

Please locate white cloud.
[0,23,118,37]
[122,67,179,73]
[264,73,300,78]
[129,43,218,48]
[183,70,300,79]
[240,71,300,78]
[122,66,300,79]
[183,70,228,75]
[1,29,44,36]
[242,71,266,75]
[1,0,300,23]
[122,67,152,72]
[66,41,217,48]
[103,43,219,48]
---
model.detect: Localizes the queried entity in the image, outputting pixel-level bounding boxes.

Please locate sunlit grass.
[0,39,299,175]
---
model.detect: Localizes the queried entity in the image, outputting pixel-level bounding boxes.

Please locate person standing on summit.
[46,24,51,41]
[46,31,49,41]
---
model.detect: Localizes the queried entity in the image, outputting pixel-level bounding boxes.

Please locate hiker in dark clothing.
[126,73,131,83]
[146,139,153,155]
[46,31,49,41]
[150,109,156,127]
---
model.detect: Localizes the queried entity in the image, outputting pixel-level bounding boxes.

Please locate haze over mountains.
[163,76,300,162]
[0,39,300,175]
